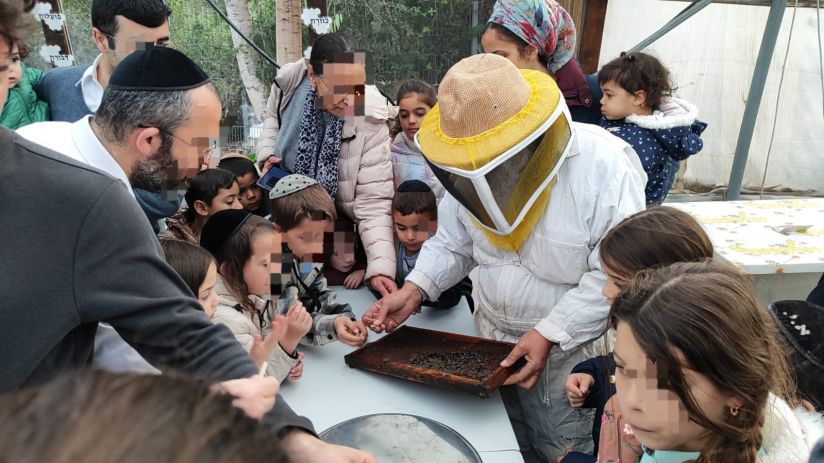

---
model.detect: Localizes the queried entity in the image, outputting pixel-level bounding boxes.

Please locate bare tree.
[224,0,267,119]
[276,0,302,65]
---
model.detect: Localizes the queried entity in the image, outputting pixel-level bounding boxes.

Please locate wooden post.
[557,0,586,57]
[31,0,75,67]
[578,0,609,74]
[276,0,302,64]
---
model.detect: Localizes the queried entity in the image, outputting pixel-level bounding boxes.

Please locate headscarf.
[488,0,577,73]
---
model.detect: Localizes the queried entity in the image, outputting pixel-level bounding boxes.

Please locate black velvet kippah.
[397,179,431,193]
[200,209,253,257]
[108,46,211,91]
[769,300,824,370]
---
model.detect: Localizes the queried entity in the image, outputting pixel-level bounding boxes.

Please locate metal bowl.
[319,413,482,463]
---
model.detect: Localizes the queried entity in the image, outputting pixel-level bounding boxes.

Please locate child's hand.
[369,275,398,298]
[288,352,305,381]
[334,316,368,347]
[250,315,287,369]
[281,302,312,354]
[212,375,279,421]
[343,269,365,289]
[565,373,595,408]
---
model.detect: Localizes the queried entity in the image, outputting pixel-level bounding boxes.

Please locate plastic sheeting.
[599,0,824,192]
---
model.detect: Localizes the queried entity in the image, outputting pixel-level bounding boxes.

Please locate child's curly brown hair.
[598,52,675,111]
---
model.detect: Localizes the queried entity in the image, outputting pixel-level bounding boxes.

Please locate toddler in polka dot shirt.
[597,52,707,204]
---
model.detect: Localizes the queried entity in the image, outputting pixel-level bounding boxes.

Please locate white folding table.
[279,286,524,463]
[668,199,824,305]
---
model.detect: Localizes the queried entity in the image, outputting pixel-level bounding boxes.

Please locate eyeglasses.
[316,74,365,98]
[137,124,221,168]
[169,133,221,167]
[103,33,173,49]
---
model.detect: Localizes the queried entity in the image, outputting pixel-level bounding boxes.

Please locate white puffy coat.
[406,123,647,351]
[760,394,824,462]
[211,276,298,381]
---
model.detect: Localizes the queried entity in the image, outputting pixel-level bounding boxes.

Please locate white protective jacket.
[406,123,647,351]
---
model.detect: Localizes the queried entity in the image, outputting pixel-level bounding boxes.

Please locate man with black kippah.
[2,6,375,461]
[20,46,224,376]
[20,46,220,200]
[34,0,182,234]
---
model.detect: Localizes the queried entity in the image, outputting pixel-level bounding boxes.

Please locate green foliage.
[247,0,279,92]
[168,0,244,117]
[327,0,495,99]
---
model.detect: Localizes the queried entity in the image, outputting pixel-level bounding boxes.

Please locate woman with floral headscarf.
[483,0,603,125]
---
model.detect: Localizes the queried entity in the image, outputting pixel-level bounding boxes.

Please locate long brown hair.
[0,370,288,463]
[212,215,275,313]
[160,238,214,299]
[600,206,713,277]
[610,262,797,463]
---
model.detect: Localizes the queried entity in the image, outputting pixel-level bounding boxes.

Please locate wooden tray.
[344,326,526,398]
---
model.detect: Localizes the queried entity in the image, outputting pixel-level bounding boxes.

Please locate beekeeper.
[363,53,646,461]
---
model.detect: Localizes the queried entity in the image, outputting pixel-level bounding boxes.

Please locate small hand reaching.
[565,372,595,408]
[250,314,287,369]
[288,352,304,381]
[334,316,368,346]
[368,275,398,298]
[281,301,312,354]
[343,269,365,289]
[259,155,282,175]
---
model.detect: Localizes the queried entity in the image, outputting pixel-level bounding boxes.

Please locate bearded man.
[16,45,223,374]
[19,45,218,197]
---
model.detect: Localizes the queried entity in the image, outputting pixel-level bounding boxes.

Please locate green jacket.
[1,64,49,130]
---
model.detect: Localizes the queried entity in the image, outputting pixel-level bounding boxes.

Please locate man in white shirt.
[35,0,171,122]
[35,0,178,232]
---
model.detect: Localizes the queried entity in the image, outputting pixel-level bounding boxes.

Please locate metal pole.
[726,0,786,200]
[628,0,714,53]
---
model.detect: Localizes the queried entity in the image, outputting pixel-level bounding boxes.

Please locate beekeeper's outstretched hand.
[362,283,423,333]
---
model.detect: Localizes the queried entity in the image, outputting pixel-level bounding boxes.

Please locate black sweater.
[570,354,617,458]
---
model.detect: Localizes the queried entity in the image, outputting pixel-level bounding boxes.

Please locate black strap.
[292,265,322,313]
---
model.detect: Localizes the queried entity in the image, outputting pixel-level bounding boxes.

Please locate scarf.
[489,0,592,108]
[489,0,577,73]
[292,88,344,198]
